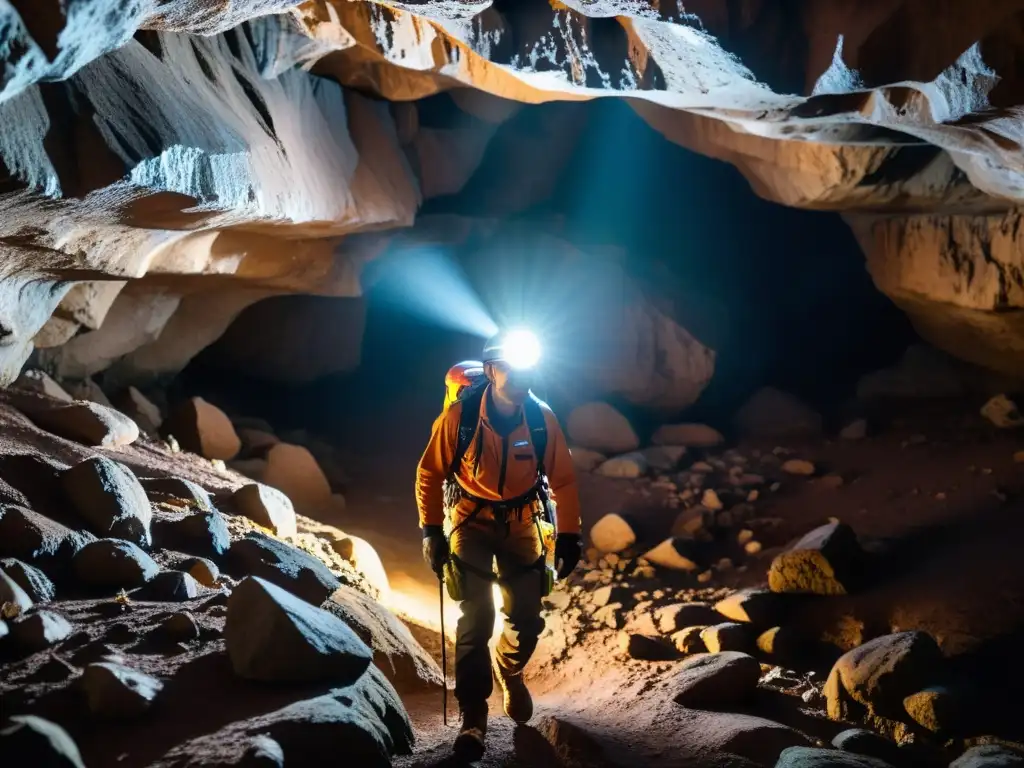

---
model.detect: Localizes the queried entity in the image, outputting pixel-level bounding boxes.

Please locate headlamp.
[502,329,541,370]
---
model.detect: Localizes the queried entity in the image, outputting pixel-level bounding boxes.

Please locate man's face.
[487,360,533,405]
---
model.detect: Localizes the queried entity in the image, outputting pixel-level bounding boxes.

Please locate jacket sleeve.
[543,410,581,535]
[415,403,461,528]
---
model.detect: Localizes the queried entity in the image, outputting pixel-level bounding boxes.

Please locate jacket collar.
[478,383,524,428]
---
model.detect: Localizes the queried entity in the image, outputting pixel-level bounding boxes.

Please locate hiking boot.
[493,658,533,724]
[453,708,487,762]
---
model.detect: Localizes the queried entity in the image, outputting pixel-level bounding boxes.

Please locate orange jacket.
[416,387,581,535]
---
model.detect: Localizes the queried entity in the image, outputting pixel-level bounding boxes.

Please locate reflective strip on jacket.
[415,386,581,535]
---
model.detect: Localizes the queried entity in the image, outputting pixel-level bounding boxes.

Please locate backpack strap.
[449,381,487,478]
[523,393,548,477]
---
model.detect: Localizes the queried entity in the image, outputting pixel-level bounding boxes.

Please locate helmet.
[444,360,484,407]
[482,329,541,369]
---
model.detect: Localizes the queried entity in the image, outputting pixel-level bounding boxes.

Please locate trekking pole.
[439,576,448,727]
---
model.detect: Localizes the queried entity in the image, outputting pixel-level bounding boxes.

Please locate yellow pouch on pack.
[443,557,464,602]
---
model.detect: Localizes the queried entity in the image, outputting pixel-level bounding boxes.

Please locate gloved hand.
[554,533,582,580]
[422,525,449,577]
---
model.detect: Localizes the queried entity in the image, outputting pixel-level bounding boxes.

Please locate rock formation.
[0,1,1020,394]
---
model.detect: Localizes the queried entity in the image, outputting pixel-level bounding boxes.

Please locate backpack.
[446,377,548,489]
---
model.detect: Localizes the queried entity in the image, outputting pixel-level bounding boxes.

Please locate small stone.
[697,570,713,583]
[701,623,750,653]
[225,576,372,682]
[770,482,781,492]
[820,474,844,489]
[840,419,868,440]
[0,715,86,768]
[642,538,700,571]
[701,489,723,511]
[745,541,763,556]
[671,651,761,709]
[62,456,153,546]
[737,529,754,544]
[981,394,1024,429]
[139,570,201,601]
[566,402,639,454]
[1013,450,1024,463]
[618,631,677,661]
[152,510,231,559]
[690,461,714,473]
[73,539,159,591]
[13,370,73,401]
[164,396,242,460]
[0,558,55,602]
[671,625,709,654]
[81,661,164,719]
[17,398,139,449]
[232,483,298,539]
[716,558,734,571]
[781,459,816,476]
[756,626,803,659]
[747,490,759,502]
[714,588,788,625]
[590,514,637,554]
[10,610,73,650]
[182,557,219,587]
[672,507,705,537]
[596,453,649,479]
[642,445,687,472]
[568,446,606,472]
[734,388,822,438]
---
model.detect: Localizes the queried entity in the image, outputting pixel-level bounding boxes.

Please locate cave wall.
[2,1,1024,395]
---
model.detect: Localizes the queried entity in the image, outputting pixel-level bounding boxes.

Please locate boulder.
[151,510,231,558]
[535,716,609,768]
[232,483,298,538]
[596,453,648,479]
[346,535,390,598]
[589,514,637,554]
[566,403,639,454]
[0,715,86,768]
[671,625,708,654]
[138,570,202,601]
[831,729,904,765]
[733,388,822,438]
[569,447,606,472]
[64,379,114,408]
[671,651,761,709]
[756,626,804,660]
[655,602,720,634]
[163,397,241,460]
[768,522,863,596]
[176,556,219,588]
[229,458,267,481]
[618,631,677,661]
[150,666,412,766]
[777,746,896,768]
[81,661,164,719]
[714,588,789,626]
[72,539,159,590]
[226,576,372,683]
[0,558,56,602]
[322,585,442,693]
[0,570,33,615]
[675,711,810,765]
[951,746,1024,768]
[652,423,724,448]
[10,610,73,651]
[261,443,332,515]
[641,445,687,472]
[824,631,944,721]
[62,456,152,546]
[0,505,95,568]
[701,623,751,653]
[642,538,700,571]
[159,612,201,642]
[13,370,72,401]
[227,532,341,606]
[856,345,969,402]
[672,507,706,537]
[903,686,961,735]
[139,477,213,511]
[20,399,139,448]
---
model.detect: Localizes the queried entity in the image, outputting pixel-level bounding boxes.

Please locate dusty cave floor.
[3,388,1024,767]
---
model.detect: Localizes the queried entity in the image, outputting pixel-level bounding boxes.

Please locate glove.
[554,533,582,580]
[422,525,449,577]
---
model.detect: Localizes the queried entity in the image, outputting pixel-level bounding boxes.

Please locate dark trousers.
[450,518,545,716]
